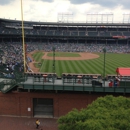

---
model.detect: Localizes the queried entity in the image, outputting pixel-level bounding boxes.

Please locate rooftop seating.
[62,73,102,84]
[25,72,57,78]
[62,73,101,79]
[24,72,57,83]
[106,74,117,80]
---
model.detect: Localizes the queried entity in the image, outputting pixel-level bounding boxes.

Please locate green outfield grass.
[32,52,130,77]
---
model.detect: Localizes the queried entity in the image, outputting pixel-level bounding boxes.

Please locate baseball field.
[28,51,130,77]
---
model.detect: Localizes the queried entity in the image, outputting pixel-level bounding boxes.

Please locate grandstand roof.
[1,18,130,27]
[116,68,130,76]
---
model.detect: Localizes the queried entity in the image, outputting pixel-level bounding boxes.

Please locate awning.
[116,67,130,76]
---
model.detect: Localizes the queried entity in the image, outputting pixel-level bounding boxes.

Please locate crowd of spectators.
[26,42,130,53]
[0,42,23,78]
[0,41,130,78]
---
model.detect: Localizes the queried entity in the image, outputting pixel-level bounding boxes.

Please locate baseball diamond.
[27,51,130,77]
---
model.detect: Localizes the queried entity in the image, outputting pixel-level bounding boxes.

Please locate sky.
[0,0,130,23]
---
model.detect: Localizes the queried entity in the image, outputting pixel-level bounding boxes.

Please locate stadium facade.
[0,18,130,118]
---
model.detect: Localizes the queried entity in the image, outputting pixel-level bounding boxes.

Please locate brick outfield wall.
[0,92,127,118]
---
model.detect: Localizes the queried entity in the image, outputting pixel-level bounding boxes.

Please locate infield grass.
[32,52,130,77]
[47,52,80,57]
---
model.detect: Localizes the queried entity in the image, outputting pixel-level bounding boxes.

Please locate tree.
[58,95,130,130]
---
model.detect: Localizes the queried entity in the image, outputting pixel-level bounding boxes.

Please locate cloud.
[69,0,130,9]
[0,0,130,23]
[33,0,53,2]
[0,0,13,5]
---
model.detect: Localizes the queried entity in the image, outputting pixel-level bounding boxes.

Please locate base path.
[27,51,99,72]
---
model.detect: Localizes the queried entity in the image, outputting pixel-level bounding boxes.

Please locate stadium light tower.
[86,12,113,23]
[123,13,130,23]
[86,12,98,23]
[21,0,26,72]
[57,12,73,23]
[100,12,113,23]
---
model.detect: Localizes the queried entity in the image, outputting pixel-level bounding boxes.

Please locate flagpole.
[21,0,26,72]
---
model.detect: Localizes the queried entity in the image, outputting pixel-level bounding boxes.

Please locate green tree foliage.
[58,95,130,130]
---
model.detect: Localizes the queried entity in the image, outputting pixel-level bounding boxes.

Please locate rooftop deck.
[1,73,130,94]
[18,75,130,93]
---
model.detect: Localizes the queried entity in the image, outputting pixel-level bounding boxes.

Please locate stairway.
[0,79,17,93]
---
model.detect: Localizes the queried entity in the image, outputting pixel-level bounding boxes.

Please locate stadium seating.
[79,31,86,36]
[78,27,86,31]
[46,31,54,36]
[1,24,130,41]
[123,32,130,36]
[99,31,110,36]
[54,31,63,36]
[118,28,128,31]
[87,27,96,31]
[111,31,123,36]
[49,27,57,30]
[63,31,70,36]
[88,31,98,36]
[68,27,77,31]
[108,28,117,31]
[71,31,78,36]
[97,27,107,31]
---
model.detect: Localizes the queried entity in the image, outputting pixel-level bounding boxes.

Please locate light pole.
[103,48,106,87]
[52,47,55,84]
[53,47,55,74]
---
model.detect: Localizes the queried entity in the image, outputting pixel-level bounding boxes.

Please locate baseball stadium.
[0,12,130,119]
